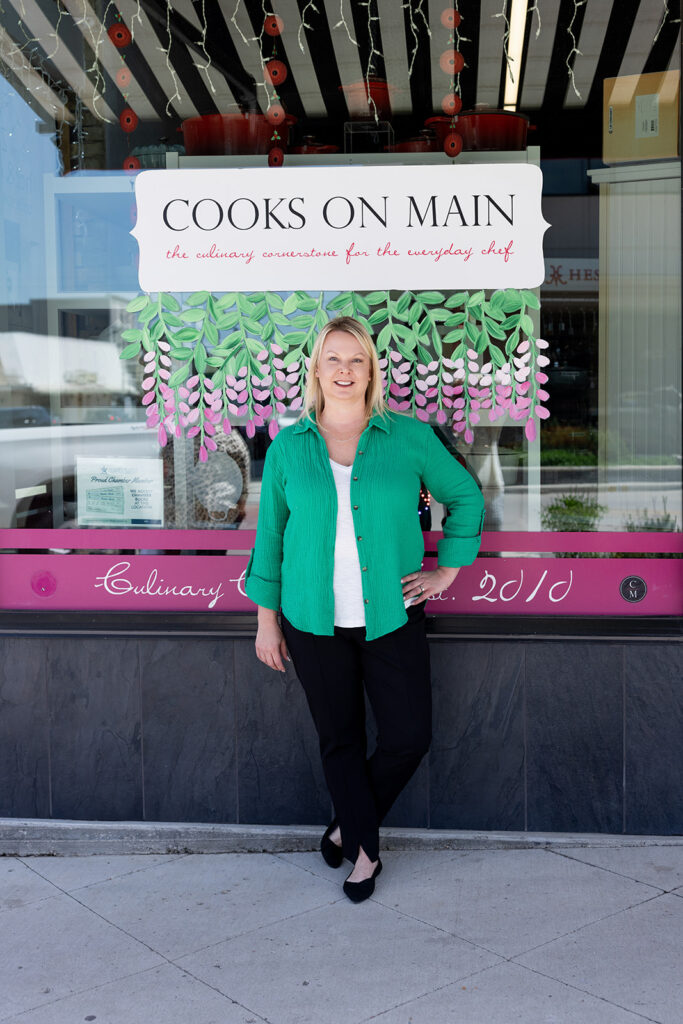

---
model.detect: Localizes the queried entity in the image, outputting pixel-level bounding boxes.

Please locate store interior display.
[181,112,297,156]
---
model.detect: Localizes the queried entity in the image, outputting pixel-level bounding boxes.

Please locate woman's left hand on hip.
[401,566,459,604]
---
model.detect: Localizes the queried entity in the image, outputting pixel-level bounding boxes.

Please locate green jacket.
[245,410,485,640]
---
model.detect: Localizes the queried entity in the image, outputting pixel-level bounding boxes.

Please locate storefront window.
[0,1,680,617]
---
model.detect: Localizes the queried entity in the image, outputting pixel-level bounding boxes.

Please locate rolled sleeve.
[422,426,485,567]
[244,437,289,611]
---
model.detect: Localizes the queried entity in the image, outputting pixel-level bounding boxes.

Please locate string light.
[192,0,216,94]
[70,0,111,121]
[5,1,557,139]
[229,0,251,46]
[414,0,430,36]
[0,30,72,170]
[258,0,278,108]
[566,0,586,100]
[47,0,66,62]
[503,0,528,109]
[452,1,471,98]
[528,0,541,37]
[298,0,318,54]
[358,0,383,121]
[228,0,279,109]
[74,93,87,169]
[334,0,357,46]
[129,0,143,40]
[402,1,431,77]
[653,0,681,44]
[11,0,53,69]
[493,0,513,85]
[161,0,182,117]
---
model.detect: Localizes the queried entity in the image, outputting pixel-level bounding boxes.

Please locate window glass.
[0,2,680,616]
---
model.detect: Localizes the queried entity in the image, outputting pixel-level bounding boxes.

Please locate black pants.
[281,603,432,863]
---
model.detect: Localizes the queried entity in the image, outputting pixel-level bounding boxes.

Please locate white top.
[329,459,366,627]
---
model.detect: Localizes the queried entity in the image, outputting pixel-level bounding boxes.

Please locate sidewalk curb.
[2,819,682,857]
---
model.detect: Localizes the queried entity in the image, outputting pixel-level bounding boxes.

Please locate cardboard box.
[603,70,679,163]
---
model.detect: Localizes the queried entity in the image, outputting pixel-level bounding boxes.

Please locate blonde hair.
[301,315,386,423]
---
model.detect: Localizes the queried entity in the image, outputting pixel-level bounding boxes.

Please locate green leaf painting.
[123,289,549,460]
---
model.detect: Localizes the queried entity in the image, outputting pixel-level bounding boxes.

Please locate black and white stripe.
[0,0,677,144]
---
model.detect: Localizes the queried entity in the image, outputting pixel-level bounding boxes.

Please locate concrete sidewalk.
[1,836,682,1024]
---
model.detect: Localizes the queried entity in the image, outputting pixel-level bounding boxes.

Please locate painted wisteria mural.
[121,288,550,463]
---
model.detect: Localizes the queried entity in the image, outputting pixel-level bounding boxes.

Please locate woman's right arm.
[255,605,290,672]
[244,437,291,672]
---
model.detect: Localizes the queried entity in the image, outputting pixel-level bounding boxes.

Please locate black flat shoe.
[343,858,382,903]
[320,819,344,869]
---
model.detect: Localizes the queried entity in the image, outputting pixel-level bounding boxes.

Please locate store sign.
[132,164,549,291]
[543,259,599,292]
[1,552,680,616]
[1,530,681,615]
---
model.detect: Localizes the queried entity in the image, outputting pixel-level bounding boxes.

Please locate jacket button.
[362,566,367,571]
[357,535,362,541]
[353,476,358,481]
[353,505,359,510]
[364,598,369,604]
[358,450,364,455]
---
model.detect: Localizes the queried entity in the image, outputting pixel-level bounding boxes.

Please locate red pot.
[181,113,296,156]
[457,110,530,150]
[386,132,438,153]
[340,78,397,120]
[290,135,339,154]
[427,110,530,151]
[425,116,457,146]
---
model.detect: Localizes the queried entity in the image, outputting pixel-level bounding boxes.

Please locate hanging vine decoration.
[121,289,550,461]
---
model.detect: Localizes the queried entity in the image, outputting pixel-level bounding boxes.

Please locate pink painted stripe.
[0,529,257,550]
[425,531,683,553]
[1,553,680,615]
[0,529,681,553]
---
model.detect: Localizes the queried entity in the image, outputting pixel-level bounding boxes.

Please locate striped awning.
[0,0,679,144]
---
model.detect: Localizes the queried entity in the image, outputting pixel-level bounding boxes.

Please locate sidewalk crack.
[544,846,674,893]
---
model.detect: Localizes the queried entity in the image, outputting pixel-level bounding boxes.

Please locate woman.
[245,316,484,903]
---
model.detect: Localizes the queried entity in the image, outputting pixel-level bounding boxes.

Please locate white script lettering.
[94,561,225,609]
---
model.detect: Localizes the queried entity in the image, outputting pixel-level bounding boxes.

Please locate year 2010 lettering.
[472,568,573,604]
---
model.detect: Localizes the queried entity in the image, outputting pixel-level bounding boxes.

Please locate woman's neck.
[318,401,368,430]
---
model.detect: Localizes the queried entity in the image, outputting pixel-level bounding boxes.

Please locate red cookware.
[340,77,397,120]
[290,135,339,154]
[386,131,438,153]
[425,116,457,146]
[181,113,296,156]
[426,110,530,151]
